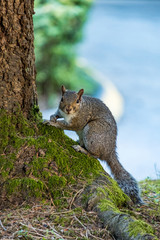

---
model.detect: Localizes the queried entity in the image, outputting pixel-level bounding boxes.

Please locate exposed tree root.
[77,175,157,240]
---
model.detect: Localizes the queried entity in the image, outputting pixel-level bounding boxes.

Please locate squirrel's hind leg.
[72,145,97,159]
[72,145,88,154]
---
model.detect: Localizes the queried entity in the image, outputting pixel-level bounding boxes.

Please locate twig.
[69,188,84,209]
[19,222,65,239]
[47,223,66,240]
[19,222,45,237]
[0,219,7,231]
[73,215,91,238]
[73,215,86,229]
[44,210,73,215]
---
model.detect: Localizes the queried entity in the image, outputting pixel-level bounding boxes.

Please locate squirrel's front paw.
[50,114,57,123]
[43,120,57,127]
[43,119,50,125]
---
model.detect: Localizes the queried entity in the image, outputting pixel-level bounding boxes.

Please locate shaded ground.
[0,204,113,240]
[0,180,159,240]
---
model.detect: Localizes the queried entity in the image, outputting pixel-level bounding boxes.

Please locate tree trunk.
[0,0,38,118]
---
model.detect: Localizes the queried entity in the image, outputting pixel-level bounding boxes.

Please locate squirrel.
[45,85,143,204]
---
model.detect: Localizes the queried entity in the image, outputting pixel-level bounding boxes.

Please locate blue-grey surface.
[76,0,160,180]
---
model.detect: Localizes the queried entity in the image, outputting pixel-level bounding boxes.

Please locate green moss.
[6,178,45,198]
[128,220,157,239]
[30,105,43,123]
[0,155,15,179]
[140,179,160,204]
[97,175,130,212]
[48,175,67,188]
[0,109,36,154]
[99,199,121,213]
[0,109,103,206]
[0,110,17,153]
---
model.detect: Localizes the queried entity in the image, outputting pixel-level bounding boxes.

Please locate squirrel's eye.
[76,99,80,104]
[61,97,63,102]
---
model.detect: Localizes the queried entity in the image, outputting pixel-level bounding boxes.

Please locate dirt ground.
[0,203,114,240]
[0,180,159,240]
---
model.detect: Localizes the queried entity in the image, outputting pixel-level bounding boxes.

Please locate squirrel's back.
[81,95,117,128]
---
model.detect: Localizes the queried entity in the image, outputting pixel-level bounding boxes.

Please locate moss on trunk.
[0,109,103,206]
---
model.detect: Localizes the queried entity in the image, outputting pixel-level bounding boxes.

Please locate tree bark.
[0,0,38,118]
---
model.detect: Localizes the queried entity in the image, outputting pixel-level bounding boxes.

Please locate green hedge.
[34,0,98,107]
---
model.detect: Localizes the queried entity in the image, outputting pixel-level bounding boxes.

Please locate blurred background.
[34,0,100,109]
[34,0,160,180]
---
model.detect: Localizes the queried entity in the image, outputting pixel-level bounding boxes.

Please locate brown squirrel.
[45,85,143,204]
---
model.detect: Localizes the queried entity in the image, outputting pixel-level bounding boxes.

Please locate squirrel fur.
[46,85,143,204]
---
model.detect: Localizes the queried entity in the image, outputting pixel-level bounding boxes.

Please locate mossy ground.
[0,179,159,240]
[0,204,114,240]
[120,179,160,239]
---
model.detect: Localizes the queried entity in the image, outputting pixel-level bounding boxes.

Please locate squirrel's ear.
[61,85,66,95]
[77,89,84,100]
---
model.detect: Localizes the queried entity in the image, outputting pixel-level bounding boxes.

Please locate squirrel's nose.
[66,107,72,113]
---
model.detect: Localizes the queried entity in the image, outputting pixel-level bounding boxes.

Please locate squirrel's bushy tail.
[106,150,143,204]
